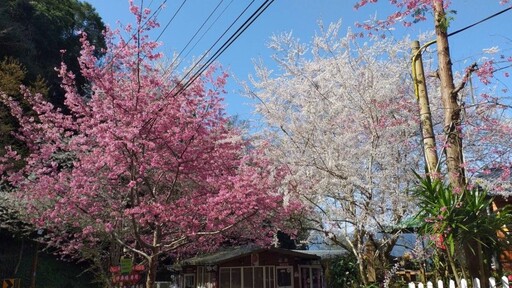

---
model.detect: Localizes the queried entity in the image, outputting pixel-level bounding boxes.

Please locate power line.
[178,0,275,94]
[103,0,168,68]
[139,0,276,132]
[167,0,274,101]
[169,0,257,86]
[177,0,225,58]
[155,0,188,42]
[180,0,235,63]
[447,5,512,37]
[414,5,512,62]
[163,0,229,77]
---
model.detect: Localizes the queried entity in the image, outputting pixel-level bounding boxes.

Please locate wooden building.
[491,195,512,272]
[174,246,324,288]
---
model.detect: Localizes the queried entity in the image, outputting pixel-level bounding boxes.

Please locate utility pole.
[433,1,466,190]
[411,40,439,176]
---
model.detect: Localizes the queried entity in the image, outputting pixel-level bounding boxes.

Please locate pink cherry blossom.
[0,3,300,288]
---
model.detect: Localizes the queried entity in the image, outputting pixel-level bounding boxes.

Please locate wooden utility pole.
[411,40,439,176]
[433,1,466,190]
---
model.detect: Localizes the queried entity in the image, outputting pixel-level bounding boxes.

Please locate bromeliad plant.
[413,174,512,284]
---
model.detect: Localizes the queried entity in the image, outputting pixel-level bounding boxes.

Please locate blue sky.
[86,0,512,125]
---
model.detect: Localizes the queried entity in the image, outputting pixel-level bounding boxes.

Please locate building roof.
[291,249,347,260]
[179,245,320,266]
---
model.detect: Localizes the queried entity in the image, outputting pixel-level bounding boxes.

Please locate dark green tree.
[0,0,105,102]
[0,3,105,285]
[0,0,106,162]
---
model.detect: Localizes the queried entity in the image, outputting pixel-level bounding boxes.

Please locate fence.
[408,276,510,288]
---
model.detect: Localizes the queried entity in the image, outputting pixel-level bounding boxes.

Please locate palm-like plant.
[413,174,512,285]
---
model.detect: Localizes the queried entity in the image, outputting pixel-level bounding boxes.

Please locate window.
[197,266,214,288]
[276,267,293,288]
[184,274,195,288]
[198,267,205,288]
[254,267,264,288]
[265,267,275,288]
[243,268,253,288]
[220,268,231,288]
[231,268,242,288]
[299,266,322,288]
[219,266,275,288]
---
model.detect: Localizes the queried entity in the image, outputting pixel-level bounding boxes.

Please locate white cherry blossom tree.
[246,22,426,284]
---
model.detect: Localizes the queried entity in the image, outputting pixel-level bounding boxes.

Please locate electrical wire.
[103,0,168,68]
[447,5,512,38]
[155,0,188,42]
[410,5,512,174]
[163,0,228,78]
[138,0,276,133]
[411,5,512,98]
[179,0,235,64]
[177,0,275,95]
[169,0,257,87]
[163,0,273,101]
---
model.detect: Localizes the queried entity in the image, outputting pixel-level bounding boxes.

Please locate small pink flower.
[476,60,494,85]
[453,186,462,195]
[127,180,136,188]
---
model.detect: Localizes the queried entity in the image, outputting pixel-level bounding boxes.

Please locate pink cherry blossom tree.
[0,3,298,288]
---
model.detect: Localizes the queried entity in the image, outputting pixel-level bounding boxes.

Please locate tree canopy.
[0,4,299,287]
[0,0,105,99]
[246,24,424,285]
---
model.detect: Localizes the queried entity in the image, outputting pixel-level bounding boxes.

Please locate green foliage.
[0,57,26,95]
[0,231,99,288]
[412,173,512,278]
[0,1,105,278]
[325,254,360,288]
[0,58,49,173]
[0,0,104,171]
[0,58,25,157]
[0,0,105,100]
[436,9,456,33]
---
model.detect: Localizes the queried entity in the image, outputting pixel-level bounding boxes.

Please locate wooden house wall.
[180,250,321,288]
[492,197,512,272]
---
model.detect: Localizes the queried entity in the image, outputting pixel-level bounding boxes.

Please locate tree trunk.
[445,250,462,288]
[411,40,439,176]
[145,227,161,288]
[14,238,24,275]
[434,1,466,191]
[146,255,158,288]
[357,252,368,287]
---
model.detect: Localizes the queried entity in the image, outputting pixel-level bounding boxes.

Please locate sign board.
[133,264,145,272]
[111,259,144,286]
[2,279,20,288]
[120,257,133,275]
